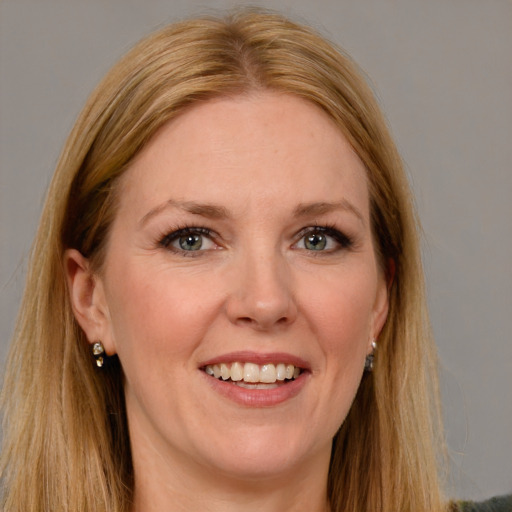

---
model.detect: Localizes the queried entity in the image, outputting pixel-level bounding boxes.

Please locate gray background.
[1,0,511,502]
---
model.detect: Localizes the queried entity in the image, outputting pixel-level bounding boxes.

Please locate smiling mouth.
[202,362,303,388]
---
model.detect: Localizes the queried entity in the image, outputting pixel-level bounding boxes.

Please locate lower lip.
[201,371,309,407]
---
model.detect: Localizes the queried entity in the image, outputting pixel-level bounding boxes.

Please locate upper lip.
[198,351,311,370]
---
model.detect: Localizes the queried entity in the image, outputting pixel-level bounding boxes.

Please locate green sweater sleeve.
[458,495,512,512]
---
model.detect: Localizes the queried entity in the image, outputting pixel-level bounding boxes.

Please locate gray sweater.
[457,495,512,512]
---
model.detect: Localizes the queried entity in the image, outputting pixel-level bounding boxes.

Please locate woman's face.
[73,93,388,483]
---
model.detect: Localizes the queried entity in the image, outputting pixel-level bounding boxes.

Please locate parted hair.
[1,9,448,512]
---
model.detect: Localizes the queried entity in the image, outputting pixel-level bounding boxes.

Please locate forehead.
[117,92,369,219]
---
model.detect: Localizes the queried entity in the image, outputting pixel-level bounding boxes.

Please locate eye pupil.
[305,233,327,250]
[179,234,202,251]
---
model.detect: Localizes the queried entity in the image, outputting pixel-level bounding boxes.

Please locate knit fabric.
[457,495,512,512]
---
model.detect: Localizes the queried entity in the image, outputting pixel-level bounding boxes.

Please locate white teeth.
[244,362,260,383]
[230,362,243,381]
[276,363,286,381]
[260,364,277,383]
[220,363,230,380]
[203,362,302,384]
[235,381,279,390]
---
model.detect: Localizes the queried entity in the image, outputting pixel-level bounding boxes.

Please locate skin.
[66,92,389,512]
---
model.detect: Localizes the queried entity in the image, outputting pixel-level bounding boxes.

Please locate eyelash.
[157,224,354,255]
[295,225,354,252]
[158,225,215,255]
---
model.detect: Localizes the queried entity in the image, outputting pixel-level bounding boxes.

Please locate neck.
[132,476,330,512]
[130,438,331,512]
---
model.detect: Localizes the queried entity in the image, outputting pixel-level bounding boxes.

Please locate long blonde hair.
[1,9,447,511]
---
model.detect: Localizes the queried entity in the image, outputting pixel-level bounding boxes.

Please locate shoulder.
[455,494,512,512]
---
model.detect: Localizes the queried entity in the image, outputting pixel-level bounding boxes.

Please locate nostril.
[234,315,291,331]
[226,281,298,329]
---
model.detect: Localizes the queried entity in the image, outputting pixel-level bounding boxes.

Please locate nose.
[225,250,298,331]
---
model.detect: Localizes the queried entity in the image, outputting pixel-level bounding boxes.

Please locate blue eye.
[160,227,215,253]
[178,233,203,251]
[304,232,328,251]
[296,226,352,252]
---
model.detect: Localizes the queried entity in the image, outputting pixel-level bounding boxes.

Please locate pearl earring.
[364,339,377,371]
[92,341,105,368]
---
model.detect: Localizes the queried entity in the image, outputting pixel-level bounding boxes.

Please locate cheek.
[291,268,377,440]
[301,267,377,351]
[302,265,376,395]
[103,262,222,365]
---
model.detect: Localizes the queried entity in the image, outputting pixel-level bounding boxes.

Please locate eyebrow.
[293,200,365,225]
[140,198,365,226]
[139,199,231,226]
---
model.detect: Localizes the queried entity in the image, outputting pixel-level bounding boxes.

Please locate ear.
[369,268,390,352]
[64,249,116,355]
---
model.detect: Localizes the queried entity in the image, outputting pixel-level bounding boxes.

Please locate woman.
[1,8,509,512]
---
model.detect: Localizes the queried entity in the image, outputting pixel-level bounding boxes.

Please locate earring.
[92,341,105,368]
[364,339,377,371]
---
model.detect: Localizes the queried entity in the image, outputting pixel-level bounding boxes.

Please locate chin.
[196,424,325,482]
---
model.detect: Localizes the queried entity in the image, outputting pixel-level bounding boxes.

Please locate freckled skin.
[74,93,389,510]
